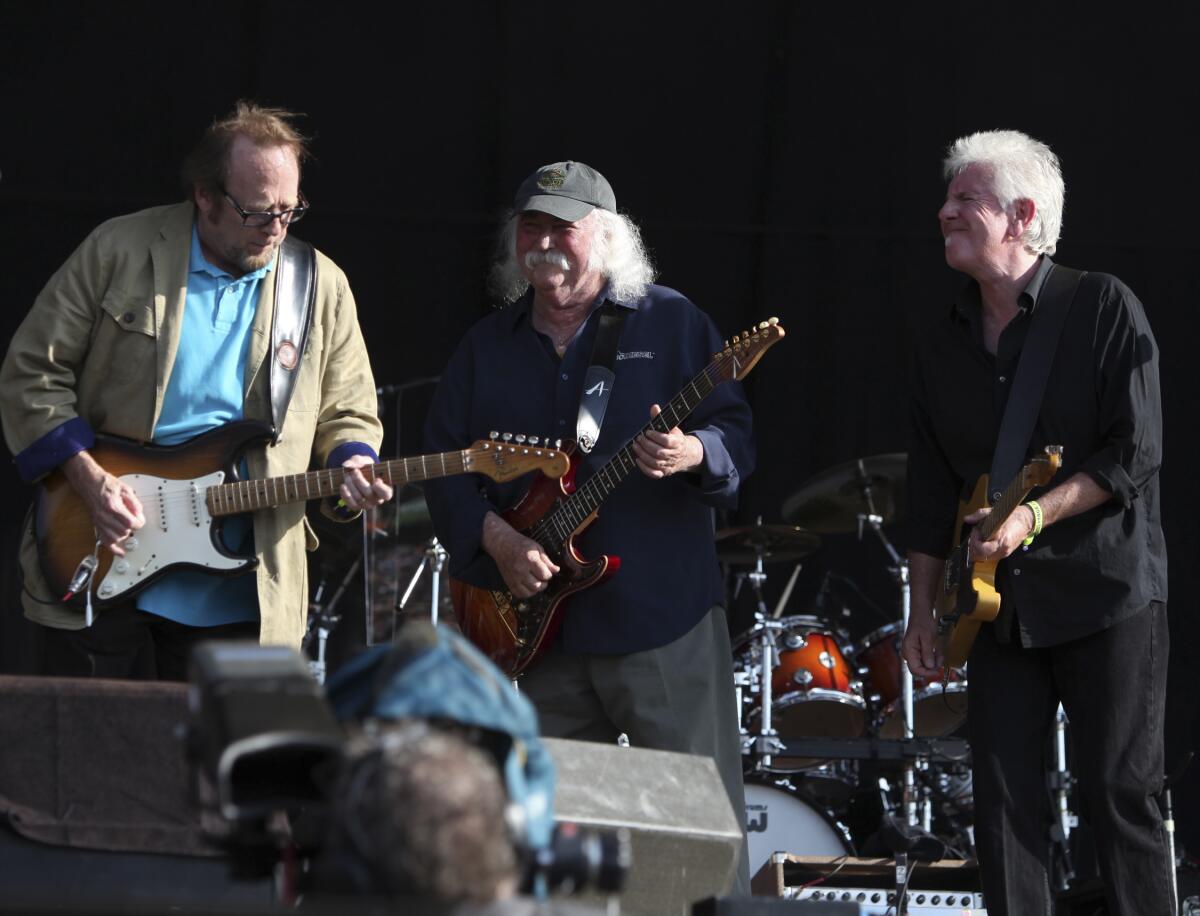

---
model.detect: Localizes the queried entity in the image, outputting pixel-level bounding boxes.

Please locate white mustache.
[524,250,572,271]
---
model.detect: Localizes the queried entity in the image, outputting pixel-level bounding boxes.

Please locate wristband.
[1021,499,1044,546]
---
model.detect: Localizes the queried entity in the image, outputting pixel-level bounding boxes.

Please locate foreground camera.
[523,822,631,896]
[186,642,345,851]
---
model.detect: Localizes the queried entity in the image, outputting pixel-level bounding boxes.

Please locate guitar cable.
[62,538,102,627]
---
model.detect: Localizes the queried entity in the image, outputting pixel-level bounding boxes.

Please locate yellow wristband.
[1021,500,1044,546]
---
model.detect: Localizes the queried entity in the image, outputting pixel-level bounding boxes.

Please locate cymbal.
[715,523,822,564]
[781,453,906,534]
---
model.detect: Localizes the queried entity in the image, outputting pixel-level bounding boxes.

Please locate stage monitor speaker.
[544,737,742,916]
[694,899,860,914]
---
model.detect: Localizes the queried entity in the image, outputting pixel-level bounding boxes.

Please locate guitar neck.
[207,451,470,516]
[976,470,1033,541]
[538,360,725,543]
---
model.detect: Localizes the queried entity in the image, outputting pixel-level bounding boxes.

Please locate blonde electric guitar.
[933,445,1063,668]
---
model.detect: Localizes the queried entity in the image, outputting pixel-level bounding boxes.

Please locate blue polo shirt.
[135,226,268,626]
[422,284,755,654]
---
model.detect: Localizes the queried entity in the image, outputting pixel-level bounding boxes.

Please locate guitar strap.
[575,302,628,453]
[267,237,317,445]
[987,262,1086,502]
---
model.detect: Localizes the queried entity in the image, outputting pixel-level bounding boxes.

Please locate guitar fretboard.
[206,452,470,516]
[977,475,1027,542]
[530,352,734,551]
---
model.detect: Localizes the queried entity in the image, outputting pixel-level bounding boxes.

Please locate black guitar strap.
[987,263,1086,502]
[267,237,317,445]
[575,302,628,453]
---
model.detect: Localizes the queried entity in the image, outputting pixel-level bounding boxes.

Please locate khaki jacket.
[0,202,383,647]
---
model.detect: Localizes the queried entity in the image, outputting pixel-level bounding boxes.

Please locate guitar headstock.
[466,433,570,483]
[711,317,785,383]
[1023,445,1064,489]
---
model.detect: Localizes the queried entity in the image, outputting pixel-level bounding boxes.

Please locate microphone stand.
[303,555,361,684]
[373,376,442,638]
[396,536,448,626]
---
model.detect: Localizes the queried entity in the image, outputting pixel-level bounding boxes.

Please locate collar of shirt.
[497,282,639,335]
[950,254,1056,340]
[188,222,276,282]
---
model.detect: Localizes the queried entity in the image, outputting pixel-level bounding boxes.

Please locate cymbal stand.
[734,548,788,770]
[396,536,448,626]
[858,501,916,826]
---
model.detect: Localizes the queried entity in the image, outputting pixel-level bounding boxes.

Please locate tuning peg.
[514,434,526,444]
[528,436,540,445]
[555,438,562,448]
[501,432,513,442]
[732,333,740,343]
[489,430,499,440]
[758,320,768,330]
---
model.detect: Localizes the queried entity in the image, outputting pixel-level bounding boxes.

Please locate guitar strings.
[528,342,746,548]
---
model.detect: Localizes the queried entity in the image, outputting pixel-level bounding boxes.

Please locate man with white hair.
[423,160,754,892]
[901,131,1170,914]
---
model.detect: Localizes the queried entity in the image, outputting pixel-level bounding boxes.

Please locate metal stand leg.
[894,850,910,916]
[396,536,448,628]
[303,555,361,683]
[1048,703,1078,892]
[861,509,919,824]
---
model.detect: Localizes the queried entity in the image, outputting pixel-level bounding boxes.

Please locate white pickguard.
[95,470,252,602]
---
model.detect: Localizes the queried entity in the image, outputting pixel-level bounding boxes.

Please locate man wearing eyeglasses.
[0,101,390,679]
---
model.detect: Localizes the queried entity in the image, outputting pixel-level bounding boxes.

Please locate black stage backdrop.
[1,0,1197,840]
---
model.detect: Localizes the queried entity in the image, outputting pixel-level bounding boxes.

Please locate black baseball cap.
[514,160,616,221]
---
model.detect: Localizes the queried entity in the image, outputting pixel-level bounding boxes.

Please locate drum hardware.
[1048,703,1078,893]
[781,455,921,818]
[769,736,970,764]
[1163,752,1194,915]
[858,508,919,822]
[722,518,823,771]
[736,616,868,772]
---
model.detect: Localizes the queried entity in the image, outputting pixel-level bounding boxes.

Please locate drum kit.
[722,453,977,877]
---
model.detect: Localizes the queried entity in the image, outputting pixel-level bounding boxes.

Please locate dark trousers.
[518,606,751,895]
[968,604,1173,916]
[38,604,260,681]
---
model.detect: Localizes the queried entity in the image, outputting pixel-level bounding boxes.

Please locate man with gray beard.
[423,161,754,892]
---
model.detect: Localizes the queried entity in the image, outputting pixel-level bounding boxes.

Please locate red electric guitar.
[451,318,786,678]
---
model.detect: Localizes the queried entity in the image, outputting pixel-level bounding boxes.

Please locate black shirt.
[907,257,1167,647]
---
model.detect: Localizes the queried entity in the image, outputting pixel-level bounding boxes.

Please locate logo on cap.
[537,168,566,190]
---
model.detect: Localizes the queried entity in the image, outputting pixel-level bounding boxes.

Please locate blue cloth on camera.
[326,624,556,850]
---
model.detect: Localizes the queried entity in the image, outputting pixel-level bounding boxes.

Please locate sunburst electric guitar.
[933,445,1063,668]
[452,318,786,678]
[36,420,568,608]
